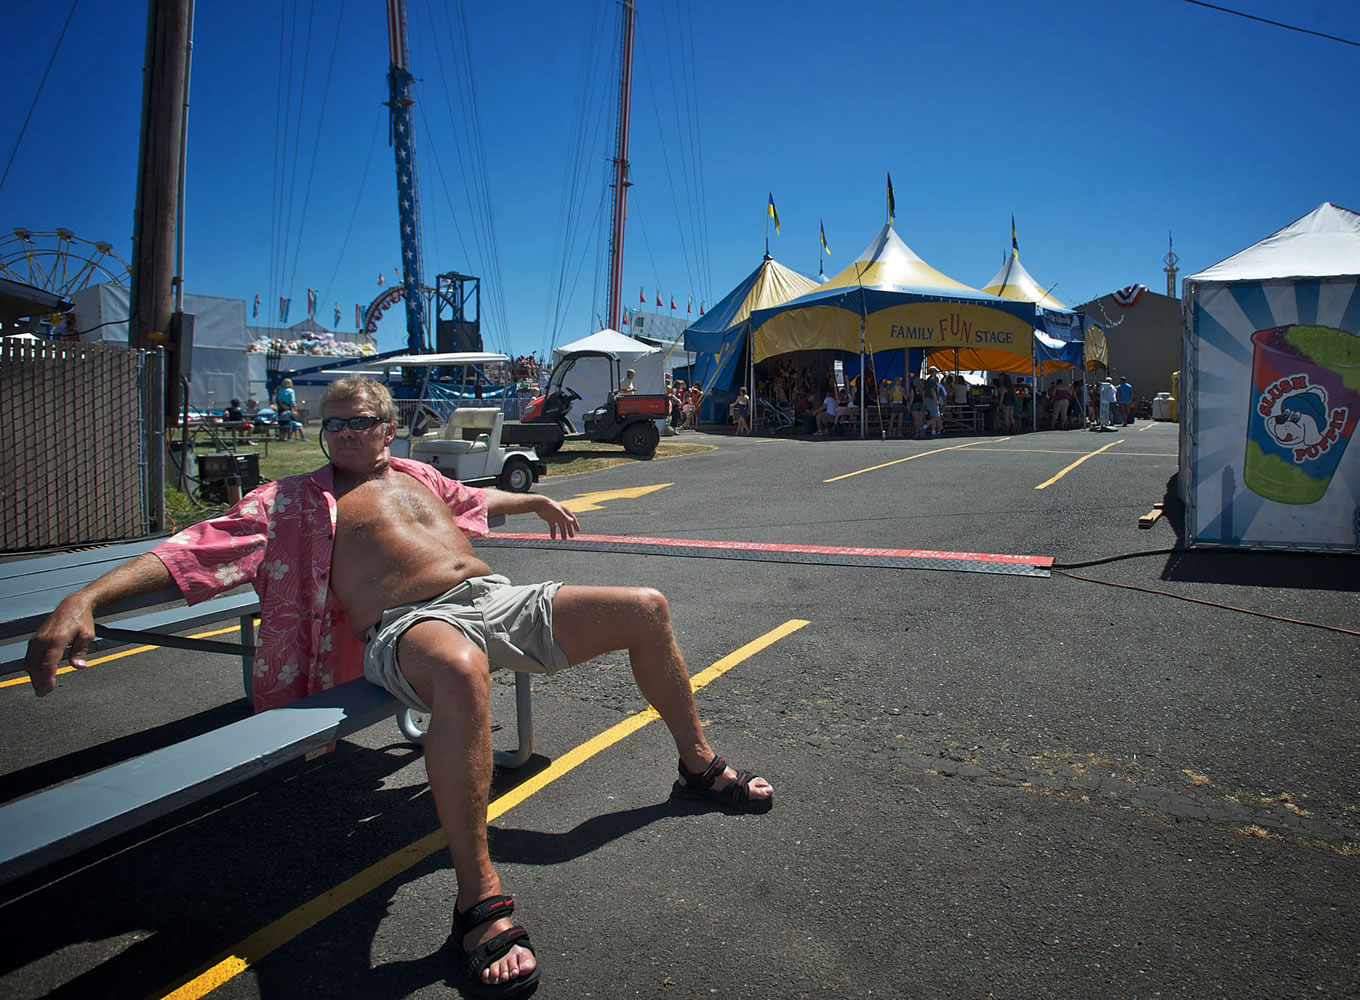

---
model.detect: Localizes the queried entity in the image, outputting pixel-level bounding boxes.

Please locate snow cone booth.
[1179,202,1360,551]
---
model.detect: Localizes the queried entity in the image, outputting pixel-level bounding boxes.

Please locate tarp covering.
[747,224,1038,372]
[1180,201,1360,552]
[70,282,250,409]
[683,254,821,395]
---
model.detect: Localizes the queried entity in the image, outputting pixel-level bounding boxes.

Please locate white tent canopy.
[552,328,665,422]
[1188,202,1360,282]
[1180,201,1360,551]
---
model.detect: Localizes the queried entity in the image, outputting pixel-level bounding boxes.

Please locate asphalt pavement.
[1,420,1357,1000]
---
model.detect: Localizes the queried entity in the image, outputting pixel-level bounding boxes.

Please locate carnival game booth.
[683,253,821,423]
[552,328,665,421]
[1180,201,1360,552]
[746,223,1043,433]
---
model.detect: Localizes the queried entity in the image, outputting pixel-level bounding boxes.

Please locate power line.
[1182,0,1360,47]
[0,0,79,196]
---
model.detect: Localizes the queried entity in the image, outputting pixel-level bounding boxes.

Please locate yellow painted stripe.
[155,618,810,1000]
[967,447,1178,458]
[823,440,984,483]
[1034,439,1123,489]
[1,623,254,691]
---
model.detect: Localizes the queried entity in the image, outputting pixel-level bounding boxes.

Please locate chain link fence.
[0,339,162,552]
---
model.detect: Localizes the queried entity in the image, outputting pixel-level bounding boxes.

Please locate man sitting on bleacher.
[24,374,772,1000]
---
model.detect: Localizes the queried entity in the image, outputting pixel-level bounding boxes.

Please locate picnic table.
[0,531,532,886]
[170,421,268,456]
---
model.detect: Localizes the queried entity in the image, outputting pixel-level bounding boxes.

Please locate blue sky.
[2,0,1357,360]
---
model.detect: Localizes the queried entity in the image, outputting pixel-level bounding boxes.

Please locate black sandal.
[671,756,773,814]
[452,894,541,998]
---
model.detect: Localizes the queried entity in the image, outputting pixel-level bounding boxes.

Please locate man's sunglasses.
[321,415,385,433]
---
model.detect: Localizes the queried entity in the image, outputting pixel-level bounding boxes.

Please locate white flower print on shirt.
[214,562,246,587]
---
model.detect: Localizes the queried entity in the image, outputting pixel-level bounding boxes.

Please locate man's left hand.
[535,495,579,539]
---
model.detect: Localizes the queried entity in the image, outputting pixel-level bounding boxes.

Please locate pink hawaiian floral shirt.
[152,457,488,713]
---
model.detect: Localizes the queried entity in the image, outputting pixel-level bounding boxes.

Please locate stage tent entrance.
[683,253,821,420]
[981,255,1087,377]
[746,224,1039,382]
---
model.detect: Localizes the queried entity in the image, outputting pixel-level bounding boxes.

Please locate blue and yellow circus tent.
[746,223,1040,373]
[683,253,822,397]
[981,255,1089,375]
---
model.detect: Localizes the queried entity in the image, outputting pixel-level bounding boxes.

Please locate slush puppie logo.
[1258,375,1349,463]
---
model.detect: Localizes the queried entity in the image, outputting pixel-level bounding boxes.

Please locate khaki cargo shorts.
[363,574,568,714]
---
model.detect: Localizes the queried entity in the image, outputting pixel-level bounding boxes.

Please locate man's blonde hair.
[321,376,397,425]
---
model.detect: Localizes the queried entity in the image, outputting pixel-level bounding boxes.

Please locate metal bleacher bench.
[0,533,532,887]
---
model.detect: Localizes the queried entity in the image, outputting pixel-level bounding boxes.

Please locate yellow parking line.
[969,447,1178,457]
[1034,439,1124,489]
[823,440,985,482]
[0,623,252,691]
[155,618,811,1000]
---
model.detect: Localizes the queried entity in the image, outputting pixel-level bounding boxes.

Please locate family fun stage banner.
[1183,277,1360,551]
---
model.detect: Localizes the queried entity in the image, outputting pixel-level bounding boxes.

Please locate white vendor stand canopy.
[1179,202,1360,551]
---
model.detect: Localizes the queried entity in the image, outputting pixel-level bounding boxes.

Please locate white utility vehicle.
[377,352,545,492]
[407,406,543,492]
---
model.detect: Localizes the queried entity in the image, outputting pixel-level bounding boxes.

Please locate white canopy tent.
[1180,201,1360,551]
[552,329,665,420]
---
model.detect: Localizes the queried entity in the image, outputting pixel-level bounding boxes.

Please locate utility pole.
[129,0,192,400]
[606,0,636,333]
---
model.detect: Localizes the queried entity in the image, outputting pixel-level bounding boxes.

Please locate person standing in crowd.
[275,378,305,441]
[1098,377,1118,430]
[1000,376,1017,435]
[1051,380,1071,430]
[922,368,943,438]
[1116,376,1134,426]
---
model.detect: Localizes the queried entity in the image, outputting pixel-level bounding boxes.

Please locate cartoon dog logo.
[1265,389,1328,449]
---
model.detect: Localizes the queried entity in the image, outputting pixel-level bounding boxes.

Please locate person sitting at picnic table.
[24,375,772,998]
[221,398,255,445]
[814,388,840,435]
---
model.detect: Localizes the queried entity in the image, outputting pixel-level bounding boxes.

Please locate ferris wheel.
[0,228,132,299]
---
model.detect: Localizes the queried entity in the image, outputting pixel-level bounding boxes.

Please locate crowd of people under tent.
[677,354,1142,438]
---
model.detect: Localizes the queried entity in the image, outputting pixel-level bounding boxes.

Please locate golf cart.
[509,349,667,457]
[377,352,545,492]
[408,406,544,492]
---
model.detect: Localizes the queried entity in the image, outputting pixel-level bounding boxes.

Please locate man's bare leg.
[396,620,534,989]
[551,585,773,802]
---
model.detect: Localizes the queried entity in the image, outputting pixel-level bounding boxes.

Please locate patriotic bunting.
[1112,284,1149,308]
